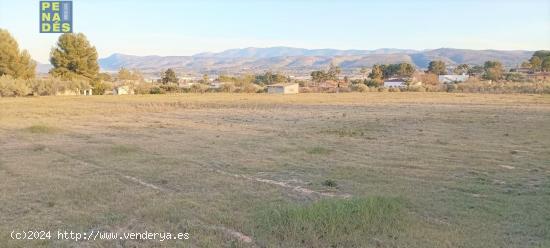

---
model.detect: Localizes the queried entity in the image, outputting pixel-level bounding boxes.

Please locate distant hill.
[36,62,52,74]
[97,47,534,74]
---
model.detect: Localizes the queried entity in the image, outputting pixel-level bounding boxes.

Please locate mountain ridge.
[95,47,534,74]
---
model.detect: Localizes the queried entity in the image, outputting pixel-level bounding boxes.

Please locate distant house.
[82,88,93,96]
[267,83,299,94]
[438,74,469,84]
[113,85,133,95]
[512,68,532,74]
[527,72,550,82]
[179,82,197,89]
[209,82,225,89]
[383,78,407,88]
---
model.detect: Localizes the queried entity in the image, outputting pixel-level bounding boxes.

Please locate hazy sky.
[1,0,549,63]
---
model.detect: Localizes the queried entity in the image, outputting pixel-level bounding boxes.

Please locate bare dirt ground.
[0,93,549,247]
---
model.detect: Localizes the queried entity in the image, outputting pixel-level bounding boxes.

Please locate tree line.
[1,28,549,96]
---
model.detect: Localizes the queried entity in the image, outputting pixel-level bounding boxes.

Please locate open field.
[1,93,549,247]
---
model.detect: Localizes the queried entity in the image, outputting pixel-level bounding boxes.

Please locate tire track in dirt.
[49,149,256,245]
[210,168,352,198]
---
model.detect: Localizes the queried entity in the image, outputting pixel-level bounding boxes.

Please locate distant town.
[1,30,549,97]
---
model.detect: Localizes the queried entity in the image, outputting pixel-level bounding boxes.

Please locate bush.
[189,83,209,93]
[160,84,180,93]
[24,77,92,96]
[90,80,112,95]
[365,79,383,87]
[388,87,401,92]
[134,83,153,94]
[220,82,236,93]
[454,81,550,94]
[407,85,426,92]
[351,84,368,92]
[445,84,458,92]
[0,75,31,97]
[239,83,261,93]
[28,78,56,96]
[149,86,164,94]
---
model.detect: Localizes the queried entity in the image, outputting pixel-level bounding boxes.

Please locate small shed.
[209,82,225,89]
[82,88,93,96]
[267,83,299,94]
[383,78,407,88]
[113,85,134,95]
[438,74,469,84]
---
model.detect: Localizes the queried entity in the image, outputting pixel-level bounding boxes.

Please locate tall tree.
[520,61,531,69]
[327,63,341,81]
[161,68,178,84]
[427,60,447,75]
[50,33,99,80]
[454,64,470,75]
[0,29,36,79]
[483,61,504,81]
[368,64,384,81]
[397,63,415,77]
[311,70,327,83]
[117,68,132,80]
[530,56,542,72]
[542,57,550,72]
[468,65,484,76]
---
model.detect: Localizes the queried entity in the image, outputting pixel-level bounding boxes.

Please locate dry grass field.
[1,93,549,247]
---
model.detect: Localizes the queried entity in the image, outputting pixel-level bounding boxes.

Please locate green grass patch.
[24,124,59,134]
[110,144,140,155]
[322,129,365,137]
[254,197,406,247]
[306,146,331,155]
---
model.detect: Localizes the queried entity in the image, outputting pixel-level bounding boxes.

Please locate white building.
[209,82,226,89]
[383,78,407,88]
[267,83,299,94]
[438,74,469,84]
[113,85,133,95]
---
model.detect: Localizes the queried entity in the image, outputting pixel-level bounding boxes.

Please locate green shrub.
[160,84,180,93]
[407,85,426,92]
[149,86,164,94]
[134,83,153,94]
[388,87,401,92]
[445,84,458,92]
[254,197,406,247]
[190,83,209,93]
[220,82,236,92]
[0,75,30,97]
[351,83,368,92]
[27,77,90,96]
[240,83,261,93]
[90,80,112,95]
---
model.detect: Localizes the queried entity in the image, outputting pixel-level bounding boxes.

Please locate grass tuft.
[254,197,406,247]
[25,124,58,134]
[110,144,139,155]
[321,179,338,188]
[306,146,331,155]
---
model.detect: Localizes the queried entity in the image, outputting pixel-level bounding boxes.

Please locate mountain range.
[55,47,535,75]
